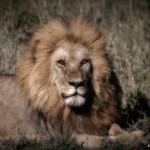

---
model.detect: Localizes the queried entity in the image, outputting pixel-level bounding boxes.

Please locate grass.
[0,138,149,150]
[0,138,83,150]
[0,0,149,149]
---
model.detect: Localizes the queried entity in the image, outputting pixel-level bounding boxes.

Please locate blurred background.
[0,0,149,132]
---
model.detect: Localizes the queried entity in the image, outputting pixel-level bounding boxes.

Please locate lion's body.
[0,75,48,140]
[0,19,147,148]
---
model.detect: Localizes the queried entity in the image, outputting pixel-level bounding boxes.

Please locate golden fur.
[0,19,147,148]
[0,75,48,140]
[17,19,121,137]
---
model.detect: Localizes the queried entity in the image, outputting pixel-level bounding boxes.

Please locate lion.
[0,19,148,148]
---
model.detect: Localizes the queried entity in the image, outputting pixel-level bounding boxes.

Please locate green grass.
[0,0,149,149]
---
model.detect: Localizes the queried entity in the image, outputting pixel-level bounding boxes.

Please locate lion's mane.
[16,19,122,138]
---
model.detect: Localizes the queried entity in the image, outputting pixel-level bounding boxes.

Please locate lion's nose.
[68,81,84,88]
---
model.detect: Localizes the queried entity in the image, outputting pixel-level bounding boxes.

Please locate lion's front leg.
[108,123,149,144]
[72,133,103,148]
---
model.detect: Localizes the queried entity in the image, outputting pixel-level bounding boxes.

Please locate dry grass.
[0,0,149,149]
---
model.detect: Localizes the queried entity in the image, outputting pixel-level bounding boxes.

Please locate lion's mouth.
[62,92,85,98]
[62,87,87,97]
[64,95,86,107]
[62,87,87,107]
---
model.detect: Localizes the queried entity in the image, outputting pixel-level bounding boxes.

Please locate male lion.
[0,19,147,148]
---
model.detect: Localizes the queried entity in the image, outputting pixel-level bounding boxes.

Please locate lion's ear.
[29,39,40,63]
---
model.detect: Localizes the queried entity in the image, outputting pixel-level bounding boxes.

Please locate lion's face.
[51,41,92,107]
[17,19,112,116]
[16,19,122,140]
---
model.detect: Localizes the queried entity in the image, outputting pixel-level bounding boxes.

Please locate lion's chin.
[64,95,85,107]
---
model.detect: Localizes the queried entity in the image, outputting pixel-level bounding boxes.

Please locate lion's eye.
[81,59,89,65]
[57,60,65,66]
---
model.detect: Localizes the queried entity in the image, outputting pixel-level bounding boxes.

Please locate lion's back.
[0,75,47,140]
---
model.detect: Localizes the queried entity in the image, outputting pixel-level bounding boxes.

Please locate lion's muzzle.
[61,82,87,107]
